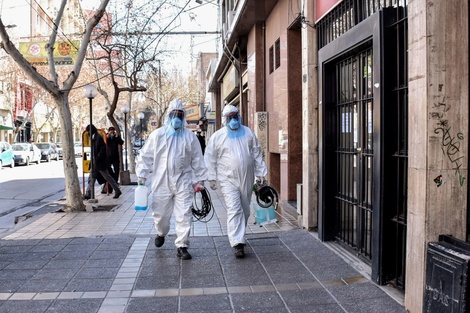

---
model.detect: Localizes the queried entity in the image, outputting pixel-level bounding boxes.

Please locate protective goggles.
[224,112,239,121]
[169,110,184,120]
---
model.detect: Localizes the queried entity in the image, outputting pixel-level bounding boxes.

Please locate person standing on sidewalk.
[84,124,122,199]
[136,99,206,260]
[101,126,124,194]
[204,104,267,258]
[196,130,206,155]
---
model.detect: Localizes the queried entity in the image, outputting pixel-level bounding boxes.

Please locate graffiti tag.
[434,124,466,186]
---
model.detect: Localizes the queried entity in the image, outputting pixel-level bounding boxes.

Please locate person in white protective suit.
[136,99,206,260]
[204,104,267,258]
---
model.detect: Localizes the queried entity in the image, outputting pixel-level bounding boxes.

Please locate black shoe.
[234,244,245,258]
[177,247,192,260]
[154,235,165,247]
[83,193,91,200]
[101,190,107,194]
[113,190,122,199]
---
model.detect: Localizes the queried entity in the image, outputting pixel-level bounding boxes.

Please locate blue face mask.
[228,119,240,130]
[171,117,183,129]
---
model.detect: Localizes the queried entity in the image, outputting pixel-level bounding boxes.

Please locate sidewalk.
[0,177,406,313]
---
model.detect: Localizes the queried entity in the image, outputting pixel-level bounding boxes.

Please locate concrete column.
[406,0,469,311]
[301,0,318,229]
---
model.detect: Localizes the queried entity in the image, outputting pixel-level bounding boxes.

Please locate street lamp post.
[120,104,130,171]
[83,84,98,200]
[138,112,145,148]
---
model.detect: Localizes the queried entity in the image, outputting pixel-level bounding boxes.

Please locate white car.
[74,142,90,157]
[12,143,41,166]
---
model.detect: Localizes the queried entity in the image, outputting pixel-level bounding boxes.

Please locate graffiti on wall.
[432,99,466,186]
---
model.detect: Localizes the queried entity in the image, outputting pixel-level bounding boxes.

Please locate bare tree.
[0,0,111,211]
[87,0,191,175]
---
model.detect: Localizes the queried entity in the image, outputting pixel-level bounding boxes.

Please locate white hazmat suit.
[204,105,267,249]
[136,99,207,250]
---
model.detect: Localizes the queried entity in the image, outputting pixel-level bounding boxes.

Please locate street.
[0,157,84,234]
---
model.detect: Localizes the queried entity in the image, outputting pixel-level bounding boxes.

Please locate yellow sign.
[185,104,200,121]
[19,41,80,66]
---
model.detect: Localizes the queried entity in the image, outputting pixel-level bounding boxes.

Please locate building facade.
[208,0,469,312]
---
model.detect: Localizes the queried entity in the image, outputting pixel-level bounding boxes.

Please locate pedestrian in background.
[84,124,122,200]
[196,130,206,155]
[101,126,124,194]
[136,99,206,260]
[204,104,267,258]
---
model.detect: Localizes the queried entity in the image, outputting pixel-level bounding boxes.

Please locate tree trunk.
[57,93,85,211]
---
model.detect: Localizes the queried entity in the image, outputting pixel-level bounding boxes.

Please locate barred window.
[275,38,280,69]
[269,45,274,74]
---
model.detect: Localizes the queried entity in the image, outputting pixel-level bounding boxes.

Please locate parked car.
[12,143,41,166]
[36,142,59,162]
[0,141,14,168]
[74,142,90,157]
[56,143,63,159]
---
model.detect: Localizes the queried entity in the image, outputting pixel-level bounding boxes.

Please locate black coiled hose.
[191,187,214,222]
[253,181,279,208]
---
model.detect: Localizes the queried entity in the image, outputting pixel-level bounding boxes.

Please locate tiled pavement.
[0,176,406,313]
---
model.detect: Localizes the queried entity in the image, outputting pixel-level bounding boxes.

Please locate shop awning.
[0,125,13,130]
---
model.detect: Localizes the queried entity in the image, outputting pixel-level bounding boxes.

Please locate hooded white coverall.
[204,105,267,247]
[136,100,207,248]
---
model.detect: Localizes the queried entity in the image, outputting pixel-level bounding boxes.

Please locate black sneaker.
[177,247,192,260]
[154,235,165,248]
[83,193,91,200]
[234,244,245,258]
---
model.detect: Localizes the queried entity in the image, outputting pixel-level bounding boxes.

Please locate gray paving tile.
[135,276,179,290]
[0,299,53,313]
[329,282,389,300]
[310,264,361,282]
[76,267,120,279]
[0,279,27,293]
[289,303,346,313]
[53,250,94,260]
[232,292,287,311]
[84,259,124,268]
[181,273,226,288]
[29,244,67,253]
[32,268,78,280]
[45,298,103,313]
[126,297,178,313]
[339,296,407,313]
[138,265,179,277]
[4,259,49,270]
[0,269,37,280]
[280,289,340,307]
[0,252,25,262]
[90,250,130,259]
[64,278,114,292]
[17,279,69,293]
[179,294,232,311]
[42,259,87,269]
[20,252,58,262]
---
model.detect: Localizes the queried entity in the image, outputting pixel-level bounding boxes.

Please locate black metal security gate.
[335,49,374,260]
[318,1,408,291]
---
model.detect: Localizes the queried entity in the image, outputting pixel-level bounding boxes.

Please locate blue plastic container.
[253,203,277,225]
